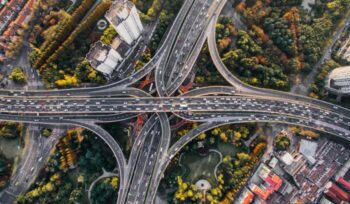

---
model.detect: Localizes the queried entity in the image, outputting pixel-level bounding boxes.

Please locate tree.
[9,67,26,84]
[91,177,118,204]
[264,12,296,56]
[100,25,117,44]
[233,131,242,141]
[198,133,206,140]
[299,129,319,139]
[32,0,95,69]
[41,128,52,137]
[55,75,78,87]
[275,134,290,150]
[236,152,250,162]
[75,60,105,84]
[220,132,228,142]
[252,142,267,156]
[68,188,83,203]
[46,0,112,66]
[0,122,22,138]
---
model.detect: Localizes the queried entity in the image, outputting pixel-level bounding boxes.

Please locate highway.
[125,121,162,203]
[206,8,350,117]
[0,127,64,203]
[69,120,127,204]
[1,0,350,203]
[0,95,349,129]
[155,0,227,97]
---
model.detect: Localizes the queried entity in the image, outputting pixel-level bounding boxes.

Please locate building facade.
[105,1,143,45]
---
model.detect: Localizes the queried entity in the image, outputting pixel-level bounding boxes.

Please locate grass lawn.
[0,136,21,159]
[179,151,221,185]
[216,140,239,157]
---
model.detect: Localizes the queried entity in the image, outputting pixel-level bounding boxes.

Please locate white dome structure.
[195,179,211,191]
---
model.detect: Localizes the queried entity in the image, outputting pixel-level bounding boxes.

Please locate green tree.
[68,188,83,203]
[91,178,118,204]
[9,67,26,84]
[275,134,290,150]
[100,25,117,44]
[0,122,22,139]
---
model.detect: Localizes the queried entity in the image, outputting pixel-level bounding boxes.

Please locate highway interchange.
[1,0,350,203]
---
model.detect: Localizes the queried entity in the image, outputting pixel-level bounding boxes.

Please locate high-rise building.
[105,1,143,45]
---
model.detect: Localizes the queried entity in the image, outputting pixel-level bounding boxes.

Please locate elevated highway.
[2,0,350,203]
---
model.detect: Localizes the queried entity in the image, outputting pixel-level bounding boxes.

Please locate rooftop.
[326,66,350,95]
[299,139,318,165]
[329,66,350,80]
[105,1,135,26]
[86,41,110,68]
[111,37,130,57]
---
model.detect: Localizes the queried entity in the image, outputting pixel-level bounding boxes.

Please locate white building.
[299,139,318,165]
[326,66,350,100]
[105,1,143,45]
[86,39,130,76]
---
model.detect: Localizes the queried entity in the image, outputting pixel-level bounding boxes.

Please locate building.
[0,0,34,61]
[299,139,318,165]
[336,177,350,192]
[234,188,254,204]
[0,0,27,34]
[86,40,130,76]
[268,157,278,169]
[325,66,350,101]
[247,164,283,201]
[279,151,307,177]
[319,197,335,204]
[86,38,130,76]
[325,182,349,202]
[105,1,143,45]
[258,141,350,203]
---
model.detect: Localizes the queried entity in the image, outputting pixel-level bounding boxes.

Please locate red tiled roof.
[327,182,349,201]
[265,175,283,191]
[337,177,350,192]
[325,190,341,204]
[242,191,254,204]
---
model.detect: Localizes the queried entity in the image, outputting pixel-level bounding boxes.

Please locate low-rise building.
[269,141,350,203]
[234,188,254,204]
[325,182,349,202]
[279,151,307,177]
[0,0,27,34]
[247,164,283,201]
[325,66,350,101]
[299,139,318,165]
[0,0,34,61]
